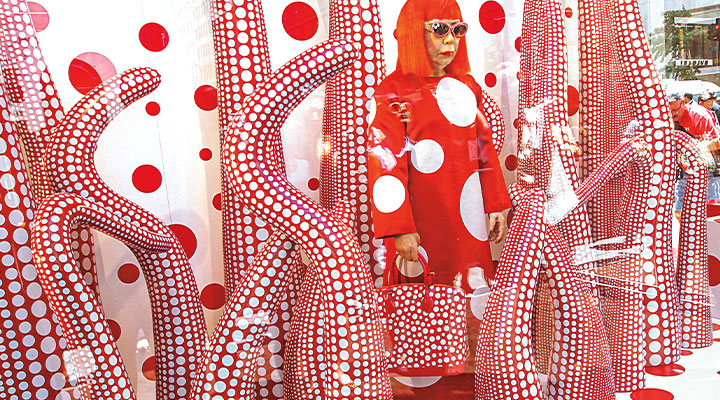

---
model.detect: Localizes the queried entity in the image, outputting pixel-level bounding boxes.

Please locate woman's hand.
[394,233,420,261]
[487,212,507,243]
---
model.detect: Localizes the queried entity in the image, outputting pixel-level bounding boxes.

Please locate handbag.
[378,255,468,376]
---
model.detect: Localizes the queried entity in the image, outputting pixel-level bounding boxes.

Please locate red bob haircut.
[395,0,471,77]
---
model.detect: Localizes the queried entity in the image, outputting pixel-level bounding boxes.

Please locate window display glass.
[0,1,718,400]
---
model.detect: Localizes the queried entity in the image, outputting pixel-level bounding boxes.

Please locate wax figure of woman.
[368,0,511,291]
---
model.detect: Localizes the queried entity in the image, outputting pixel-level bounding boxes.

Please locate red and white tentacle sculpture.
[211,0,273,298]
[0,1,98,398]
[223,39,392,399]
[475,185,548,400]
[675,131,712,348]
[0,79,75,400]
[579,0,682,390]
[321,0,385,285]
[30,193,173,400]
[40,68,208,400]
[0,0,98,296]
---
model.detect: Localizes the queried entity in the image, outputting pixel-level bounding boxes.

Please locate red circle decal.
[194,85,218,111]
[68,52,117,95]
[117,263,140,284]
[282,2,319,41]
[142,356,155,381]
[145,101,161,116]
[169,224,198,259]
[28,2,49,32]
[478,1,506,34]
[201,283,226,310]
[139,22,170,52]
[132,165,162,193]
[199,148,212,161]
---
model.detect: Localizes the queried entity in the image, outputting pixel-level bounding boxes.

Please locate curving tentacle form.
[191,230,301,399]
[0,0,100,301]
[321,0,385,287]
[581,0,679,383]
[43,67,207,400]
[675,131,712,349]
[542,223,615,399]
[517,0,598,381]
[475,184,547,400]
[223,39,392,399]
[211,0,273,299]
[30,193,173,400]
[610,0,680,371]
[0,79,77,400]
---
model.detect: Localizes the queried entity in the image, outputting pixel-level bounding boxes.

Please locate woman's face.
[423,19,462,77]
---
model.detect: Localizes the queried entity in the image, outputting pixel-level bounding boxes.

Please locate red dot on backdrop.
[199,148,212,161]
[194,85,217,111]
[142,356,156,381]
[630,388,674,400]
[505,154,518,171]
[514,37,522,52]
[513,118,520,129]
[145,101,160,116]
[132,165,162,193]
[169,224,197,259]
[139,22,169,52]
[478,1,506,34]
[484,73,497,88]
[681,349,693,356]
[645,363,685,377]
[212,193,222,211]
[568,85,580,116]
[713,322,720,331]
[282,2,319,41]
[565,7,573,18]
[28,2,49,32]
[107,319,122,341]
[307,178,320,191]
[708,255,720,286]
[117,263,140,284]
[68,52,117,95]
[201,283,226,310]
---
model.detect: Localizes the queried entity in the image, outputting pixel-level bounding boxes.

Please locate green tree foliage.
[650,8,702,80]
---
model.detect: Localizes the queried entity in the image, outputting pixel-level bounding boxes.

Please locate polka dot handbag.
[378,255,468,376]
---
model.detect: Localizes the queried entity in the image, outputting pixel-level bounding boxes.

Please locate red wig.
[395,0,471,77]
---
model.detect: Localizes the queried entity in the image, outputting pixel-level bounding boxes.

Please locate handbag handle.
[383,253,435,313]
[383,253,435,287]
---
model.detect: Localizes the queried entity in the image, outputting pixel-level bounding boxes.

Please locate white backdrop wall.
[27,0,720,398]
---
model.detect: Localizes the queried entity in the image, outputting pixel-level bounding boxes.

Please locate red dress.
[368,71,511,290]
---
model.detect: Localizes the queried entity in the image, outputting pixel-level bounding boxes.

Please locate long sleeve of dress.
[368,80,417,239]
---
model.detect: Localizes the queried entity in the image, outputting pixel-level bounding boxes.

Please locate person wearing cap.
[668,93,718,140]
[668,93,720,219]
[699,91,720,133]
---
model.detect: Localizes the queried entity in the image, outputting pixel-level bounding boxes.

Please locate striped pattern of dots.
[222,39,392,399]
[30,193,173,400]
[42,67,208,400]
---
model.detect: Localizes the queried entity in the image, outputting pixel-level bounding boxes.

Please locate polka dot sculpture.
[30,193,173,400]
[210,0,273,300]
[675,131,712,349]
[320,0,385,286]
[1,0,100,297]
[0,79,77,400]
[41,67,208,400]
[222,39,392,399]
[190,229,301,400]
[580,0,681,389]
[475,184,548,400]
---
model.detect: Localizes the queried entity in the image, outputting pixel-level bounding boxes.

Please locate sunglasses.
[424,21,468,38]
